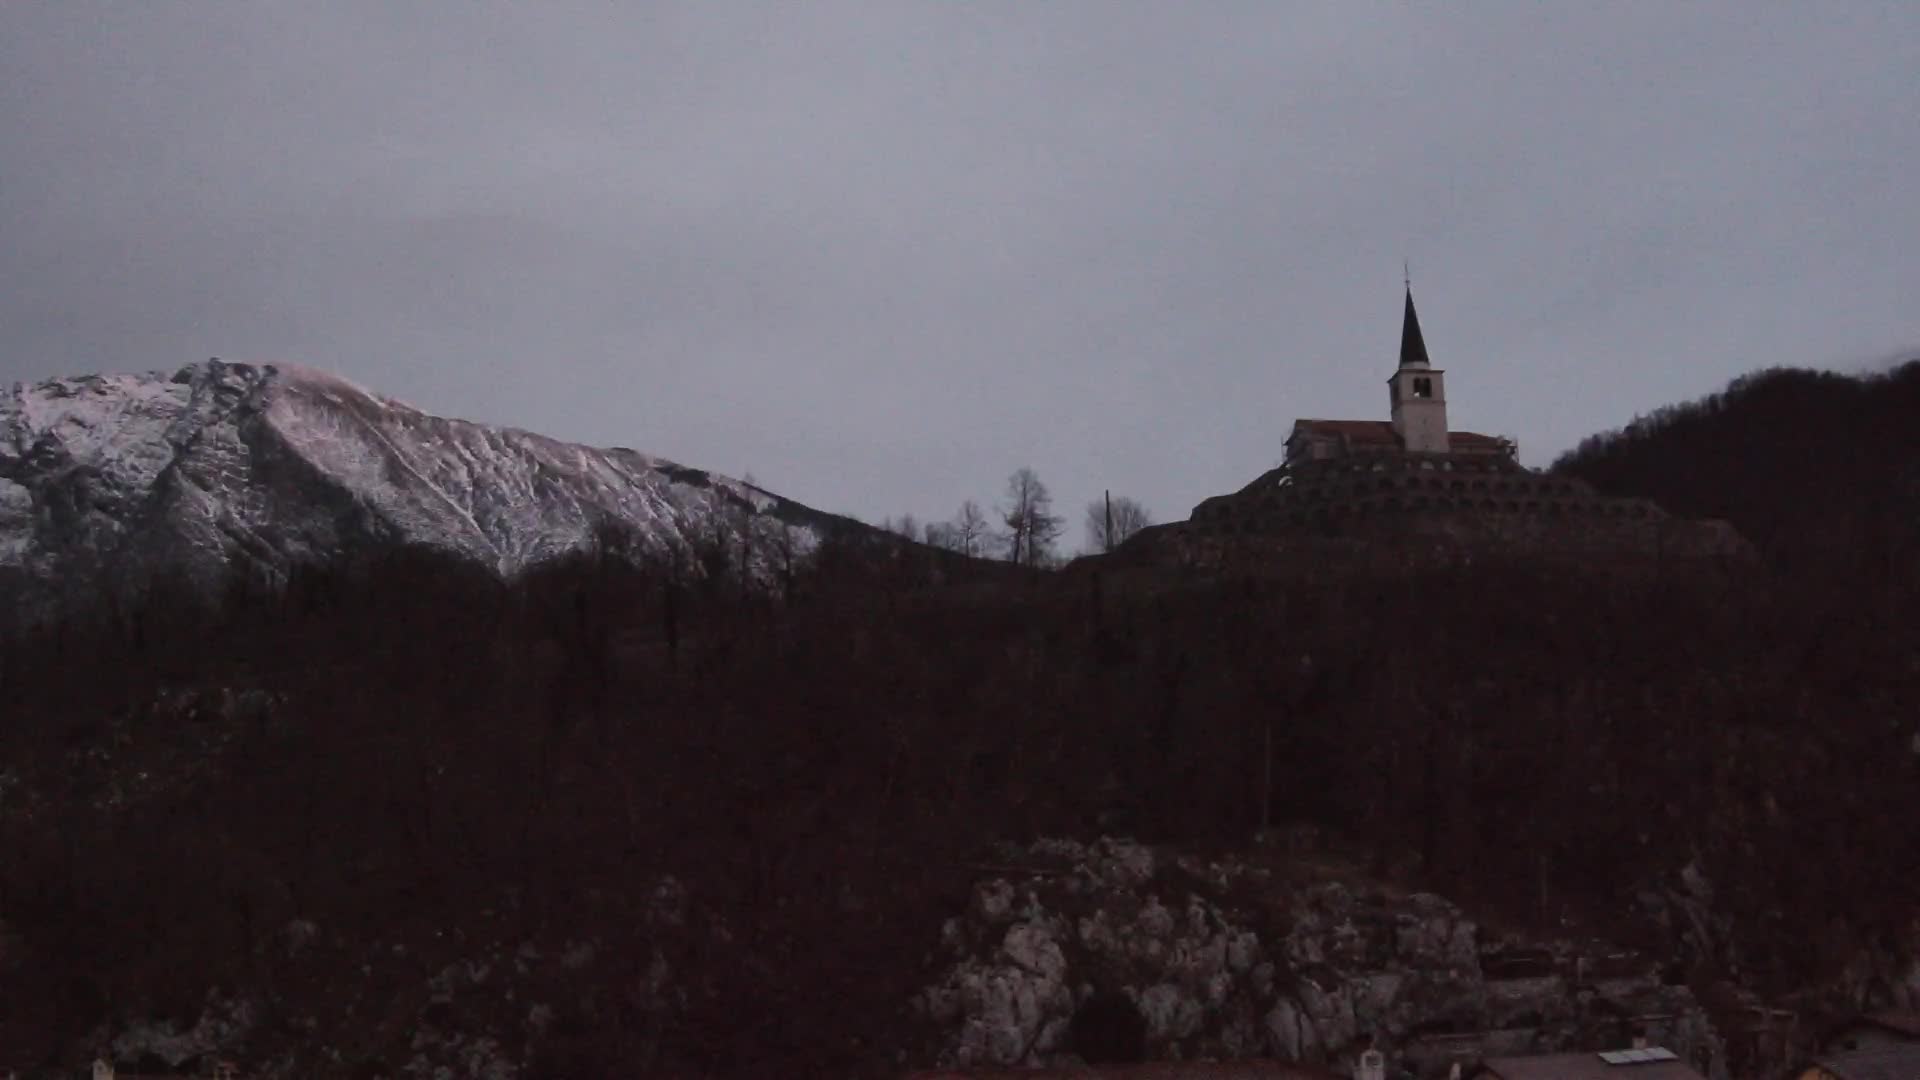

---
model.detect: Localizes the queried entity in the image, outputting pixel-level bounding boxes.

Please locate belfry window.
[1412,376,1433,398]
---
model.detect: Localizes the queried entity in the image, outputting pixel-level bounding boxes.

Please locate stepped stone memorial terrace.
[1173,288,1734,557]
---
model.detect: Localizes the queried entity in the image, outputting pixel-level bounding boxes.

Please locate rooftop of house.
[902,1063,1345,1080]
[1858,1010,1920,1039]
[1806,1044,1920,1080]
[1478,1048,1706,1080]
[1819,1008,1920,1053]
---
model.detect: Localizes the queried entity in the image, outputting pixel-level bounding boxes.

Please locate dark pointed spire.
[1399,284,1430,369]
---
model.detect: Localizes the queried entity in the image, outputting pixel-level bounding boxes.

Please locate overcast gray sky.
[3,4,1916,536]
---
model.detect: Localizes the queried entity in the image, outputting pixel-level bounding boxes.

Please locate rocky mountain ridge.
[0,359,850,614]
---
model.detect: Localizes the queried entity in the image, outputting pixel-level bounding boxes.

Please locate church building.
[1185,287,1671,538]
[1284,286,1514,465]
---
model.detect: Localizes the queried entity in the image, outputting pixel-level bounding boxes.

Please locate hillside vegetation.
[1554,360,1920,570]
[1,363,1917,1076]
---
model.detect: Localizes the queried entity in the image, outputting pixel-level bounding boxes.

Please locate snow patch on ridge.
[0,359,853,612]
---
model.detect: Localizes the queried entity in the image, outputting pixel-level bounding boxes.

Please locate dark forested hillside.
[1,365,1918,1076]
[1553,360,1920,569]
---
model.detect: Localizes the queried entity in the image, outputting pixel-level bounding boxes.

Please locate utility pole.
[1259,715,1273,833]
[1104,490,1114,554]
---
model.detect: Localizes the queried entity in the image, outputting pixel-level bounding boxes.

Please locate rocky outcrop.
[916,837,1725,1079]
[101,993,254,1072]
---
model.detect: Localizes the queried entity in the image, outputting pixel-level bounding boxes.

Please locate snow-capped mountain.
[0,359,853,613]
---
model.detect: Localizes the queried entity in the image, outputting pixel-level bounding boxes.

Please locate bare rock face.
[104,994,253,1072]
[0,360,849,619]
[915,837,1725,1079]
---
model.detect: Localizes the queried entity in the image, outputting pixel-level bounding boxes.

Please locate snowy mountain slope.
[0,359,853,612]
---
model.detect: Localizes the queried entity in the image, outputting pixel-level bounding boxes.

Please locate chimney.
[1632,1034,1648,1050]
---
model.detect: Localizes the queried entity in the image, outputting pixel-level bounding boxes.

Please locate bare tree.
[763,519,807,596]
[948,500,990,558]
[1085,494,1153,552]
[1001,467,1063,567]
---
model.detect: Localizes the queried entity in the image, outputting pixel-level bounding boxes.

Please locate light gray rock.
[1138,897,1176,938]
[1265,997,1308,1060]
[109,995,253,1070]
[917,836,1727,1078]
[1137,983,1204,1041]
[282,918,320,959]
[1004,923,1068,983]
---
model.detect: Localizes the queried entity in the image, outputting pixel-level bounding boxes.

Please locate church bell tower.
[1387,284,1450,454]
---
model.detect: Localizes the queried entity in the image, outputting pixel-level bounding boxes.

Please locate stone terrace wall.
[1110,519,1749,583]
[1171,455,1748,563]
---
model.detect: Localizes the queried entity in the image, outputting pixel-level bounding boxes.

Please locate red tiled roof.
[1291,419,1400,445]
[1288,419,1507,451]
[1446,430,1508,449]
